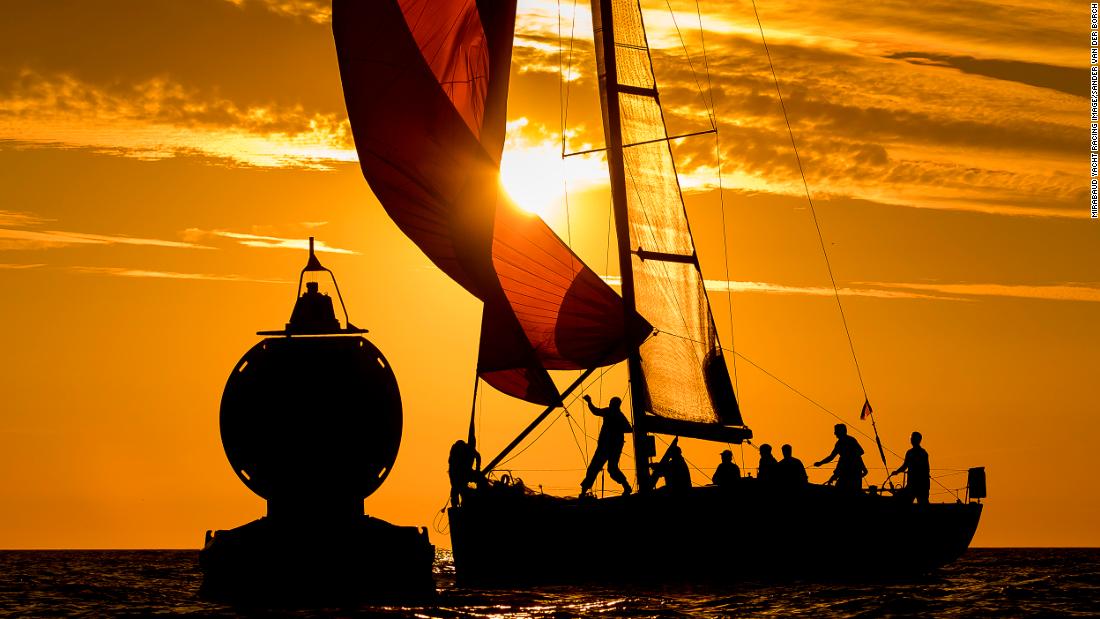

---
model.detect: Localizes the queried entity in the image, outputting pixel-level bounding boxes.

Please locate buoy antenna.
[304,236,326,272]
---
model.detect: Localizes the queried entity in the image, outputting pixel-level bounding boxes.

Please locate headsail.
[333,0,648,405]
[593,0,743,427]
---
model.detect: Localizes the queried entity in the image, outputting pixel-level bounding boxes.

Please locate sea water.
[2,549,1098,617]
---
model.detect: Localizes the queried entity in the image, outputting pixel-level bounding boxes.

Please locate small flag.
[860,398,873,420]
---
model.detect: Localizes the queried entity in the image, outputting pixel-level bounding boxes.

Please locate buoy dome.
[219,335,401,506]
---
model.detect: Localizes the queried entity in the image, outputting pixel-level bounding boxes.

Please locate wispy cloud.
[223,0,331,23]
[0,210,53,227]
[0,227,211,251]
[0,262,45,269]
[184,229,359,255]
[862,282,1100,303]
[0,71,356,169]
[69,266,288,284]
[604,276,1100,303]
[700,279,951,300]
[600,276,955,300]
[510,0,1083,220]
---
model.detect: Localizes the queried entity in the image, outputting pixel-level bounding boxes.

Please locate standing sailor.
[891,431,931,504]
[814,424,867,493]
[448,439,481,507]
[579,395,633,497]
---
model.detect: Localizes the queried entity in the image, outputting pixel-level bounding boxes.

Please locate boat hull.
[449,480,982,585]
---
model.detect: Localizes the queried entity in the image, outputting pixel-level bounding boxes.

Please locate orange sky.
[0,0,1095,549]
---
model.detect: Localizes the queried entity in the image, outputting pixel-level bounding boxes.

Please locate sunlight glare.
[500,145,565,220]
[499,118,607,223]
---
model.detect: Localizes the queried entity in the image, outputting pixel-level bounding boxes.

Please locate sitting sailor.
[653,442,691,491]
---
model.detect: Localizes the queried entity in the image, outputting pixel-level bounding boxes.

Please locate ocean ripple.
[1,549,1098,617]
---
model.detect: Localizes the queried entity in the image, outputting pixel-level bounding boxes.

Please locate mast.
[591,0,652,492]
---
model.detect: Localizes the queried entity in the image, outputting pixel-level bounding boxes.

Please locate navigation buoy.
[199,238,433,603]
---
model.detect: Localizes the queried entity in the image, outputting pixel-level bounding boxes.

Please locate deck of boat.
[449,478,982,586]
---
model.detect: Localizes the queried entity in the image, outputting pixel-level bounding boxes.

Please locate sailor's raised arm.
[582,394,603,417]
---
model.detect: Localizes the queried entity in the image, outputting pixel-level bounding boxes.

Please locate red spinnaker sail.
[333,0,646,405]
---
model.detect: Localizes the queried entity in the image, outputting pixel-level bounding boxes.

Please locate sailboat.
[332,0,984,584]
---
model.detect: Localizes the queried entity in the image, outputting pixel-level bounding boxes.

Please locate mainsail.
[592,0,743,427]
[333,0,648,406]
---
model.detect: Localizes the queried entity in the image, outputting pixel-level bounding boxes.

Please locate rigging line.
[496,467,588,472]
[556,0,573,250]
[582,373,589,461]
[751,0,895,477]
[624,384,639,484]
[661,0,715,126]
[563,129,717,158]
[727,346,885,452]
[694,0,718,123]
[694,0,739,401]
[478,371,483,444]
[715,129,739,398]
[467,374,479,446]
[727,346,955,496]
[498,410,565,468]
[653,433,710,482]
[564,162,573,249]
[726,346,959,497]
[598,196,613,433]
[559,0,580,157]
[562,405,590,466]
[498,363,617,468]
[750,0,868,400]
[557,0,565,155]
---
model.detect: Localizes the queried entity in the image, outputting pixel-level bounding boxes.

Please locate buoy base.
[199,515,434,604]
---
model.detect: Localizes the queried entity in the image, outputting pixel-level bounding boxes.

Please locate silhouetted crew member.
[712,449,741,487]
[448,439,481,507]
[776,444,808,489]
[654,444,691,490]
[892,431,930,504]
[757,443,778,483]
[814,424,866,493]
[580,395,633,497]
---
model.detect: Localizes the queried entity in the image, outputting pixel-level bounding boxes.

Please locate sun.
[498,118,610,223]
[499,142,566,221]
